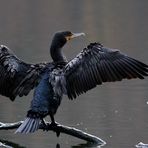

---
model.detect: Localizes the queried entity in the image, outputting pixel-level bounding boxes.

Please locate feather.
[61,42,148,99]
[0,45,47,100]
[15,118,40,134]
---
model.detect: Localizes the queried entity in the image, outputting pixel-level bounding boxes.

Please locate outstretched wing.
[0,45,47,101]
[63,43,148,99]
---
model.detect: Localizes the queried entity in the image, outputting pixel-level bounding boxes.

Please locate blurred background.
[0,0,148,147]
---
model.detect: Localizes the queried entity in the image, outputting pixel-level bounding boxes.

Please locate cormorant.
[0,31,147,134]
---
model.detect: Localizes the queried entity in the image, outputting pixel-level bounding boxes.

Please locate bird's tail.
[15,117,40,134]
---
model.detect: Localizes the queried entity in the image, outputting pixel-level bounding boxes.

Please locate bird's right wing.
[62,43,148,99]
[0,45,47,101]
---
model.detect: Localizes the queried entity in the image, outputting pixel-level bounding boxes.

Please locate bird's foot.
[41,119,50,131]
[49,121,59,127]
[49,122,60,137]
[41,121,60,137]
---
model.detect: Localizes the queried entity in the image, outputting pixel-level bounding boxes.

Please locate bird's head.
[51,31,85,49]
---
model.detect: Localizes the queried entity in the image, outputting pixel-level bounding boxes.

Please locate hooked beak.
[71,32,85,38]
[66,32,85,41]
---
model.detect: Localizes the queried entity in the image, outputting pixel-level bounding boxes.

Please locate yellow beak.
[66,32,85,41]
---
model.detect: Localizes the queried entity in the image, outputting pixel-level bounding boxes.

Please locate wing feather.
[0,45,47,101]
[63,43,148,99]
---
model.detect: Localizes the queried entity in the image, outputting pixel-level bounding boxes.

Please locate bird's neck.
[50,45,67,64]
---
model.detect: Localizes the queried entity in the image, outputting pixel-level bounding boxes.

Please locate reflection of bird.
[0,31,147,134]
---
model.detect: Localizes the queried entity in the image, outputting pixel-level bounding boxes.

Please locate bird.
[0,31,147,135]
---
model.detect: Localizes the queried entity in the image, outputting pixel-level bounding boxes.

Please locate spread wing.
[0,45,47,101]
[63,43,148,99]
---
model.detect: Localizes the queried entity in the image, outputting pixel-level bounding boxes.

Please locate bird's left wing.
[60,43,148,99]
[0,45,47,101]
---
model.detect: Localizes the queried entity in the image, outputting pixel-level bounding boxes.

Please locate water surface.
[0,0,148,148]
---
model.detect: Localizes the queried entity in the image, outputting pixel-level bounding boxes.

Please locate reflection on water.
[0,0,148,148]
[0,139,26,148]
[0,140,105,148]
[71,142,105,148]
[56,143,60,148]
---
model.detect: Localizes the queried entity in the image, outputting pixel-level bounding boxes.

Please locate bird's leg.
[41,119,46,125]
[50,114,57,126]
[49,114,60,137]
[41,119,49,131]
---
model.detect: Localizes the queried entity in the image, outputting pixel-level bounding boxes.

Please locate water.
[0,0,148,147]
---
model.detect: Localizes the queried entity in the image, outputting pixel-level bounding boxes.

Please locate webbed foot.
[49,121,60,137]
[41,119,60,137]
[49,114,60,137]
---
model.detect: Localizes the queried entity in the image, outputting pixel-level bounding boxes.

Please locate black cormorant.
[0,31,147,134]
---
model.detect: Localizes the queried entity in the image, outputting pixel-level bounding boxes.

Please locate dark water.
[0,0,148,148]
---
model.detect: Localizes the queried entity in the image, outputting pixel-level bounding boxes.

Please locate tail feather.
[22,119,34,134]
[16,118,30,133]
[27,120,36,133]
[32,119,40,132]
[15,117,40,134]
